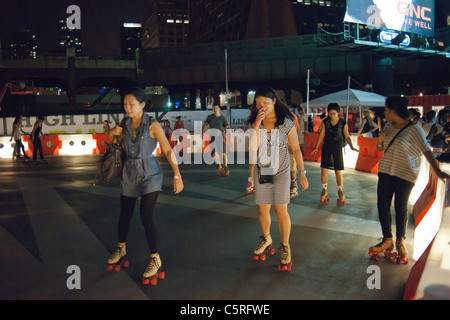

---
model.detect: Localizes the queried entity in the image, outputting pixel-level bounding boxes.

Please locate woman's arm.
[151,122,184,194]
[424,150,450,181]
[288,127,309,190]
[311,122,325,154]
[343,124,358,152]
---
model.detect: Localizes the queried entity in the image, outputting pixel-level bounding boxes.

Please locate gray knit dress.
[254,118,294,205]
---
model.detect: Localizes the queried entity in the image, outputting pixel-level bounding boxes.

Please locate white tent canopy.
[301,89,386,111]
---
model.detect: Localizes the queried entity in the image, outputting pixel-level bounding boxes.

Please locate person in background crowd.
[10,115,29,160]
[103,120,110,134]
[202,105,231,176]
[163,120,172,140]
[357,108,379,138]
[30,116,46,162]
[422,110,436,137]
[311,103,358,204]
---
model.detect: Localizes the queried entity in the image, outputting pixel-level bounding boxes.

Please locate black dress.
[320,117,345,171]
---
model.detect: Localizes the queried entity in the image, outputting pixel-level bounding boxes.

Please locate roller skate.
[253,234,275,261]
[393,237,409,264]
[337,189,345,205]
[246,177,255,194]
[368,238,396,261]
[320,188,330,204]
[278,244,292,271]
[107,245,129,272]
[142,254,165,285]
[216,165,222,176]
[290,179,298,199]
[222,167,230,177]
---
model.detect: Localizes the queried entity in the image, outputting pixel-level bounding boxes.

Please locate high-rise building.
[9,29,38,59]
[142,0,348,48]
[141,0,190,48]
[188,0,297,43]
[291,0,345,35]
[58,17,82,55]
[121,23,142,59]
[187,0,251,43]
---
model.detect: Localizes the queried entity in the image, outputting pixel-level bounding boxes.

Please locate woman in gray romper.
[247,86,309,271]
[107,87,184,284]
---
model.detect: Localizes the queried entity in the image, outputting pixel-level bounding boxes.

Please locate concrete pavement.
[0,154,414,300]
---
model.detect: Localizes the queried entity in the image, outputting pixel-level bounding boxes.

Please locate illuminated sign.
[344,0,435,36]
[378,31,411,45]
[123,23,142,28]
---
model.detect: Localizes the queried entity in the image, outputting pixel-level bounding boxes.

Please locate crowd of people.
[8,86,449,282]
[10,115,46,162]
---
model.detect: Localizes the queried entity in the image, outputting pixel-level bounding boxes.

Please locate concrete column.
[372,56,393,96]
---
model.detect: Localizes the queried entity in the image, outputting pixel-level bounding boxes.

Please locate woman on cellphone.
[247,86,308,271]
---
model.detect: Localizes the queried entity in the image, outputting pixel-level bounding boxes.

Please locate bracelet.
[299,170,306,173]
[254,124,260,128]
[174,175,182,179]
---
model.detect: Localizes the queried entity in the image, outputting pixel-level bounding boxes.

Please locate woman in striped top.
[369,95,449,262]
[247,86,309,270]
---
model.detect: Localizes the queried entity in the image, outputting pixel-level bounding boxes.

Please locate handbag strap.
[384,122,413,153]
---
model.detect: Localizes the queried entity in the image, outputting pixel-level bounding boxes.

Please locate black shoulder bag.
[99,138,125,183]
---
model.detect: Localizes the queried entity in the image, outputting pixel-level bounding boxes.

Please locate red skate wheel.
[142,278,149,285]
[107,265,113,271]
[253,255,259,261]
[158,272,165,279]
[150,277,158,285]
[260,255,266,261]
[114,264,121,272]
[122,260,129,268]
[278,264,287,271]
[269,248,275,255]
[370,253,381,261]
[397,257,409,264]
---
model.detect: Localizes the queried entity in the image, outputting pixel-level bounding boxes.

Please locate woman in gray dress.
[107,87,184,284]
[247,86,309,271]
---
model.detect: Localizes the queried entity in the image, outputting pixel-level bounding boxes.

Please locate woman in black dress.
[312,103,358,204]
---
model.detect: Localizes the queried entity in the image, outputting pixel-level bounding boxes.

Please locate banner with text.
[0,110,251,136]
[344,0,435,36]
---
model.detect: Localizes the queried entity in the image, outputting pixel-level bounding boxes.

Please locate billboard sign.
[344,0,435,36]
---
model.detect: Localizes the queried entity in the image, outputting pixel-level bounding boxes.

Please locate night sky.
[0,0,151,57]
[0,0,449,58]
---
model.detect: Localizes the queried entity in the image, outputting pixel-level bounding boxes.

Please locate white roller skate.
[107,245,129,272]
[337,189,345,205]
[142,254,165,285]
[278,243,292,271]
[253,234,275,261]
[368,238,395,261]
[320,188,329,204]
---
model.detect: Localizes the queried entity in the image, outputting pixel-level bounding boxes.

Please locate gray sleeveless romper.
[121,114,163,197]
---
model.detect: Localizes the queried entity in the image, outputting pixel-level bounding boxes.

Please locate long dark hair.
[247,86,295,127]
